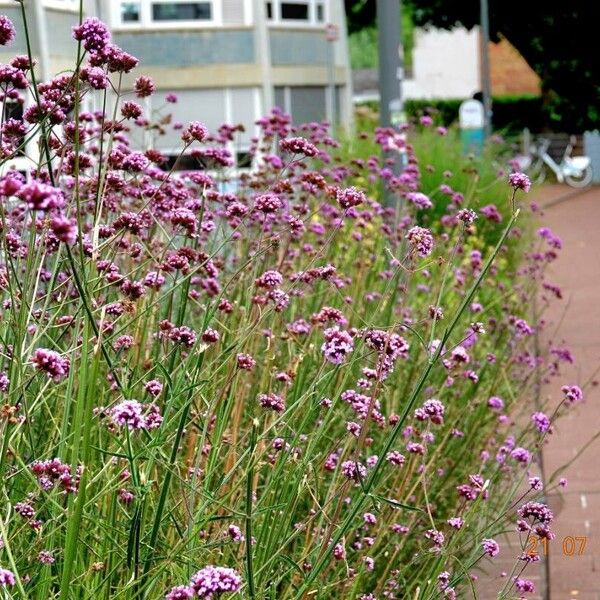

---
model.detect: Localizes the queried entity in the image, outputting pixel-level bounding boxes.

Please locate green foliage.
[357,95,548,134]
[348,4,415,69]
[340,110,520,251]
[345,0,599,132]
[349,27,378,69]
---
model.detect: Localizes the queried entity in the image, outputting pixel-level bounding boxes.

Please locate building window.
[316,2,324,21]
[113,0,219,28]
[121,2,142,22]
[267,0,327,25]
[280,2,308,20]
[152,2,212,21]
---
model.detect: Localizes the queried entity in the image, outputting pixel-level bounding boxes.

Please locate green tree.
[345,0,599,131]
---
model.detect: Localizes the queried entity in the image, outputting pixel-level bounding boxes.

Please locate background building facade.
[1,0,353,169]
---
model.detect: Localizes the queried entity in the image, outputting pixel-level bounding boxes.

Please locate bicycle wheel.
[529,161,546,185]
[565,166,593,188]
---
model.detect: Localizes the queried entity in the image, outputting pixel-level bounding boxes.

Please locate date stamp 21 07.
[527,535,588,557]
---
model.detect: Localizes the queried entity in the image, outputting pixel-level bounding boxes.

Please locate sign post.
[459,99,485,155]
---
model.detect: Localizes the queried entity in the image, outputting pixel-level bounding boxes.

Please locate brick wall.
[488,36,540,96]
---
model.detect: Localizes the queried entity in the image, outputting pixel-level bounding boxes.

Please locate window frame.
[43,0,80,11]
[111,0,223,30]
[266,0,328,27]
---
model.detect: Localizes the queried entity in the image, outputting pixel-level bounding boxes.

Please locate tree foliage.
[345,0,599,131]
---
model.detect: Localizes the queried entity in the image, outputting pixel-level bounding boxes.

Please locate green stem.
[295,209,520,597]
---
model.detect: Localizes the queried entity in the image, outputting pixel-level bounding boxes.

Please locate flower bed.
[0,12,578,600]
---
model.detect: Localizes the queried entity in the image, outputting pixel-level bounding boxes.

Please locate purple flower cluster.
[481,538,500,557]
[414,399,445,424]
[169,326,197,347]
[341,459,367,481]
[72,17,110,53]
[236,353,256,371]
[406,226,434,257]
[257,393,285,413]
[406,192,432,209]
[279,136,318,157]
[531,411,551,433]
[31,348,70,382]
[336,186,366,209]
[321,326,354,365]
[182,121,209,144]
[508,171,531,192]
[0,568,15,587]
[0,15,16,46]
[30,458,82,493]
[17,182,65,212]
[562,384,583,404]
[165,565,241,599]
[518,501,554,524]
[109,400,163,431]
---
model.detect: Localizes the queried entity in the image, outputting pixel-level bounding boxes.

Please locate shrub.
[0,10,579,600]
[356,95,546,135]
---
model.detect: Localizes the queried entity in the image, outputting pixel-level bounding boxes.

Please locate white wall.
[403,26,480,100]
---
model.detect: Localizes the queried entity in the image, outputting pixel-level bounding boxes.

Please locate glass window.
[151,2,212,21]
[121,2,141,22]
[316,3,324,21]
[280,2,309,20]
[266,1,273,19]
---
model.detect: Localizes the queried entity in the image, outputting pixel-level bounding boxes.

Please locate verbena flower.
[321,326,354,364]
[0,567,15,587]
[0,15,16,46]
[17,182,64,212]
[109,400,162,431]
[562,384,583,404]
[257,393,285,413]
[279,136,318,157]
[531,411,551,433]
[236,353,256,371]
[508,172,531,192]
[165,585,193,600]
[406,226,434,257]
[72,17,110,53]
[182,121,209,144]
[336,186,366,209]
[481,538,500,557]
[31,348,70,382]
[188,565,242,598]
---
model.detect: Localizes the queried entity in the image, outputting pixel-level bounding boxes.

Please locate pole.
[377,0,404,206]
[33,0,50,82]
[327,35,336,128]
[254,0,274,115]
[480,0,492,138]
[326,24,339,129]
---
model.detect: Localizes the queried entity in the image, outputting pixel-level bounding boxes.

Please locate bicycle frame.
[536,140,566,183]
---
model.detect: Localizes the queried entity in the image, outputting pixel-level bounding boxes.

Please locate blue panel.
[113,30,255,65]
[270,30,327,66]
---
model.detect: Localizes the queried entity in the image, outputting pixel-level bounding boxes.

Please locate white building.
[1,0,353,169]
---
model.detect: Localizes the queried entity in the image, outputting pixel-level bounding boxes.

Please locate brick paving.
[537,185,600,600]
[474,185,600,599]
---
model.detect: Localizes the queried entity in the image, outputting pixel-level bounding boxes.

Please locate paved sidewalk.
[474,185,600,600]
[538,185,600,599]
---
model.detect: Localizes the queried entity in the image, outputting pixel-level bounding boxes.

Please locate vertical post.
[480,0,492,138]
[33,0,51,82]
[325,23,339,129]
[377,0,404,206]
[254,0,274,115]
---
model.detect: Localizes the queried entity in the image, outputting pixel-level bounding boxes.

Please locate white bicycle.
[516,136,593,188]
